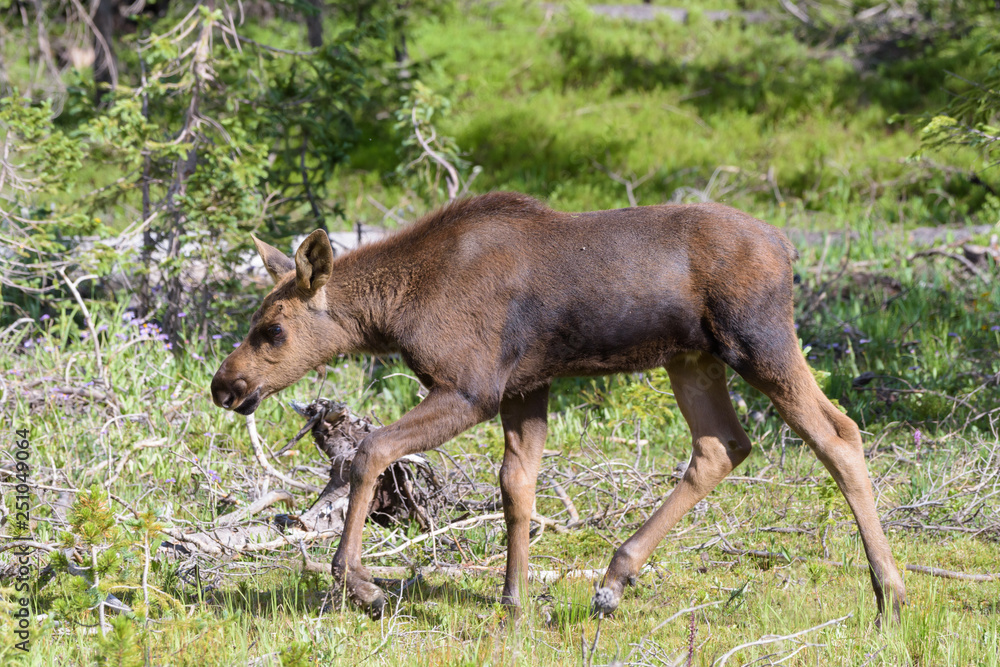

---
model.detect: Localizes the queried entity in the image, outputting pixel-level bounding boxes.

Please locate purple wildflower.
[914,430,922,447]
[233,342,240,348]
[991,325,1000,332]
[40,314,50,321]
[178,312,187,318]
[212,334,222,340]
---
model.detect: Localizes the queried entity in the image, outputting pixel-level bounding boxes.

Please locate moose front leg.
[331,388,494,618]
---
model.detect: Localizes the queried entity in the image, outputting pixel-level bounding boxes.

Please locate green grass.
[333,0,997,230]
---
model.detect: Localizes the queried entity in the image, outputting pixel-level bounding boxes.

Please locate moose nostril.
[232,378,247,397]
[211,373,238,410]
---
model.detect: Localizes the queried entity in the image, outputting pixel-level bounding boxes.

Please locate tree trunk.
[305,0,323,48]
[93,0,116,104]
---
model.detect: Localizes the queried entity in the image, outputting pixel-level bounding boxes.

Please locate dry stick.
[93,544,108,637]
[365,512,505,559]
[174,511,508,557]
[298,559,612,586]
[911,248,991,284]
[586,613,603,667]
[216,489,295,527]
[0,317,34,343]
[623,600,726,664]
[67,0,118,89]
[411,105,461,201]
[245,413,324,493]
[58,270,104,383]
[0,539,56,553]
[904,564,1000,582]
[713,613,852,666]
[362,510,564,559]
[550,477,581,526]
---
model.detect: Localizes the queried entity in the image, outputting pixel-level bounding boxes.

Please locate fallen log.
[161,399,442,558]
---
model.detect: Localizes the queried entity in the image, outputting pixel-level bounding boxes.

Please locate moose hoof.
[347,576,386,619]
[591,586,620,617]
[332,567,386,619]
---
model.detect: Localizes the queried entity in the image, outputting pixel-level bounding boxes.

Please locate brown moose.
[211,192,905,623]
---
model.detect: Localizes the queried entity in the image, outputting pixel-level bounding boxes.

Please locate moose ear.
[252,234,295,283]
[294,229,334,295]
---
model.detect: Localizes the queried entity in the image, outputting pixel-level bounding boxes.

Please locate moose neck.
[326,242,422,355]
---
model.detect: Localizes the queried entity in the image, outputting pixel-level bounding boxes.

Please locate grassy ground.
[3,1,1000,665]
[2,217,998,665]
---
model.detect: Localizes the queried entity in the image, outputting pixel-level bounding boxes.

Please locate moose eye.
[267,324,283,339]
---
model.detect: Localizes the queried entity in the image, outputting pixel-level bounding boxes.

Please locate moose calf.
[212,192,905,622]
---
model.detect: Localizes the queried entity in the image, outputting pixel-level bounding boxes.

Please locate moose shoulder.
[211,192,905,624]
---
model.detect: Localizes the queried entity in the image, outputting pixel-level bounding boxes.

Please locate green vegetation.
[2,1,999,665]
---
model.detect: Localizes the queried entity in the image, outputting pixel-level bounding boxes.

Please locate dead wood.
[161,399,443,558]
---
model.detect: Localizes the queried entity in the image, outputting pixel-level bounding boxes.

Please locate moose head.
[210,230,353,415]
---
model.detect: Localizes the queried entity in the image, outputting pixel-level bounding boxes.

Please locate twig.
[910,248,991,283]
[622,600,725,664]
[216,489,295,527]
[58,270,104,383]
[549,477,581,525]
[101,438,168,488]
[411,106,461,202]
[713,613,852,666]
[364,512,505,559]
[246,413,324,493]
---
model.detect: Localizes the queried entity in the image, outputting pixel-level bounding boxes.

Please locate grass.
[3,1,1000,665]
[334,0,997,230]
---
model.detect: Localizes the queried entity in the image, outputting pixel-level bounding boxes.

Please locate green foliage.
[919,40,1000,168]
[600,368,677,429]
[95,616,145,667]
[393,80,474,201]
[1,3,408,336]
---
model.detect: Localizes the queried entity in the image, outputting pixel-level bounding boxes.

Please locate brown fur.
[212,192,905,622]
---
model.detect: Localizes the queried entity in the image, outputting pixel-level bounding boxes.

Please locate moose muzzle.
[211,369,260,415]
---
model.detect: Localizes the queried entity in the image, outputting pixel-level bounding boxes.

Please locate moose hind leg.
[594,353,752,615]
[740,350,906,623]
[498,384,550,610]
